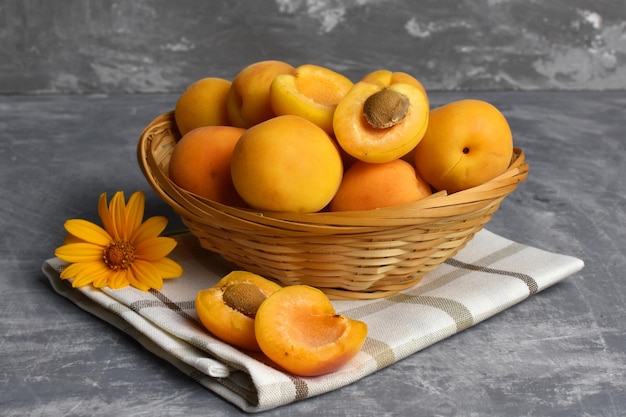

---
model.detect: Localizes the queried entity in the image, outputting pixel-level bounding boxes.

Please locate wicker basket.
[137,111,529,299]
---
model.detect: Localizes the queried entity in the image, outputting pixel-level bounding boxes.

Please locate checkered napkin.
[42,229,584,413]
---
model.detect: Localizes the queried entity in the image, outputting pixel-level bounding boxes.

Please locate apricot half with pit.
[333,80,429,163]
[195,271,282,351]
[255,285,368,377]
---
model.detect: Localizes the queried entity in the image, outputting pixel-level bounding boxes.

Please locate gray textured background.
[2,0,625,94]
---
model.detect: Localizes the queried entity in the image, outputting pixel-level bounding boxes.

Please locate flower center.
[103,240,136,270]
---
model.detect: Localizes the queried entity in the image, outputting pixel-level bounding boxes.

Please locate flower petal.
[135,237,177,261]
[130,259,164,290]
[131,215,167,244]
[64,219,112,246]
[55,243,104,263]
[64,233,86,245]
[110,192,128,240]
[125,191,145,237]
[150,257,183,279]
[62,261,111,288]
[126,273,151,291]
[70,272,97,288]
[108,269,130,289]
[98,192,117,240]
[59,261,102,280]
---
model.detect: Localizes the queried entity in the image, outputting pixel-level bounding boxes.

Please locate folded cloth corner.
[42,229,584,413]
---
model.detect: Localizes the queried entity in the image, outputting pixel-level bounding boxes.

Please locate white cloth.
[42,229,584,413]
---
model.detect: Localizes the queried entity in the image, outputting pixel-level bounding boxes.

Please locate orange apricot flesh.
[333,81,429,163]
[195,271,282,351]
[255,285,368,377]
[270,64,354,134]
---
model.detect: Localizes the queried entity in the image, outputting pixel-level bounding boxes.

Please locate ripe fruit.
[195,271,282,351]
[333,79,429,163]
[270,64,354,135]
[230,115,343,213]
[255,285,368,377]
[329,158,432,211]
[360,69,428,106]
[174,77,231,136]
[226,60,296,128]
[168,125,247,206]
[414,99,514,193]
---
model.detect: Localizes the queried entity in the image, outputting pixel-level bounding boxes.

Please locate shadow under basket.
[137,111,529,300]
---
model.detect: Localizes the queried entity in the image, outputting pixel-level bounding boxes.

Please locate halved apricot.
[270,64,354,134]
[255,285,368,377]
[333,80,429,163]
[195,271,282,351]
[360,69,428,105]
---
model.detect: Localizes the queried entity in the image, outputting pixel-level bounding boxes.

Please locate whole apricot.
[330,158,432,211]
[255,285,368,377]
[333,80,429,163]
[230,115,343,213]
[270,64,354,135]
[414,99,514,193]
[360,69,428,105]
[226,60,296,128]
[168,125,247,206]
[195,271,282,351]
[174,77,232,136]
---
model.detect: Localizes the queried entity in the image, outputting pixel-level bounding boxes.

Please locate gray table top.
[2,90,624,416]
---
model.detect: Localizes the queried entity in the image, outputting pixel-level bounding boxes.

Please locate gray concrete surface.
[1,90,624,416]
[2,0,626,94]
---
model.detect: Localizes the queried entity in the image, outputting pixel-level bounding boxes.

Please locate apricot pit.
[195,271,282,351]
[222,282,266,318]
[363,88,410,129]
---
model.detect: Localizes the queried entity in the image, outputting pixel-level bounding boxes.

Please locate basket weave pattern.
[137,111,529,299]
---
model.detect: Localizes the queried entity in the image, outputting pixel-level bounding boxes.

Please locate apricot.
[329,158,432,211]
[168,125,247,206]
[230,115,343,213]
[269,64,354,135]
[195,271,282,351]
[414,99,514,193]
[255,285,368,377]
[174,77,232,136]
[360,69,428,105]
[226,60,296,128]
[333,80,429,163]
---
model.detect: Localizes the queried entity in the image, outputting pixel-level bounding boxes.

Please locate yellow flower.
[55,191,183,291]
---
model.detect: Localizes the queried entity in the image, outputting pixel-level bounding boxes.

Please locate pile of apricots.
[196,270,368,376]
[169,59,515,214]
